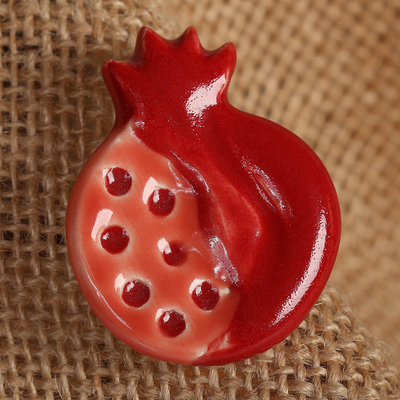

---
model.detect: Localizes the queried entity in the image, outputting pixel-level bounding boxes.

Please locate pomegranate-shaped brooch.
[66,27,341,366]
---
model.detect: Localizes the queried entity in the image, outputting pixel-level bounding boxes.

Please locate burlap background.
[0,0,399,398]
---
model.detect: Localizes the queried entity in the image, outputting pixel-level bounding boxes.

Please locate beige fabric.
[0,0,399,398]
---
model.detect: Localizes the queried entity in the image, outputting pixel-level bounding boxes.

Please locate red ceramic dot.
[105,167,132,196]
[158,310,186,337]
[122,280,150,308]
[192,281,220,311]
[148,188,175,216]
[163,242,186,266]
[101,226,129,254]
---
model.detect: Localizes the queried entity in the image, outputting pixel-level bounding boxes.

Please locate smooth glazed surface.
[66,27,341,366]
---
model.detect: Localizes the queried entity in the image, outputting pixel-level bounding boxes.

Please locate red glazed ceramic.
[66,27,341,366]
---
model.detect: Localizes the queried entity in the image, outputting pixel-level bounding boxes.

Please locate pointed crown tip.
[133,26,236,61]
[181,26,200,40]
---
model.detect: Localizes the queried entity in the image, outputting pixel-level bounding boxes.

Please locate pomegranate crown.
[102,27,237,125]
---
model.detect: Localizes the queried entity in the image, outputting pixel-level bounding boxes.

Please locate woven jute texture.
[1,0,399,399]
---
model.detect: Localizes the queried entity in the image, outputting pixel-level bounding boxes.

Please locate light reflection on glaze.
[142,177,158,204]
[209,236,239,284]
[157,237,170,253]
[91,208,113,241]
[186,74,227,122]
[114,273,125,291]
[189,278,231,296]
[134,121,145,131]
[274,211,327,324]
[173,153,210,193]
[189,278,204,294]
[168,162,195,193]
[242,159,293,219]
[155,308,164,322]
